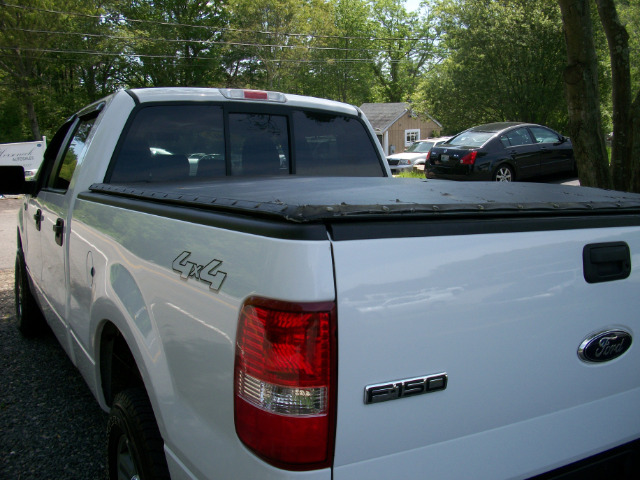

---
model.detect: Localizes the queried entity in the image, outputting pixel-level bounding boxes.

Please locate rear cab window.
[107,104,385,183]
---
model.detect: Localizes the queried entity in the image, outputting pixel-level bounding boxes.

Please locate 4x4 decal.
[172,251,227,292]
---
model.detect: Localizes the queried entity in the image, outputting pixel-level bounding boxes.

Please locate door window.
[48,117,96,191]
[528,126,561,144]
[502,127,534,147]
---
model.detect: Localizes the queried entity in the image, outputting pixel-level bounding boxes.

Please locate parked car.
[425,122,574,182]
[387,137,450,174]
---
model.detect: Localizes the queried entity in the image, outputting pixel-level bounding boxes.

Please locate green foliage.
[369,0,439,103]
[302,0,377,104]
[0,0,624,148]
[115,0,228,87]
[0,86,28,142]
[415,0,568,135]
[619,0,640,97]
[395,169,425,178]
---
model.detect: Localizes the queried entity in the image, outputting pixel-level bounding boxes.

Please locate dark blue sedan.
[425,122,575,182]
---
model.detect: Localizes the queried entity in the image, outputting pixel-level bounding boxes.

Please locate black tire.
[107,388,170,480]
[15,253,46,337]
[493,164,514,182]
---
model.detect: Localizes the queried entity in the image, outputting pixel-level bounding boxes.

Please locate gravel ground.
[0,268,108,479]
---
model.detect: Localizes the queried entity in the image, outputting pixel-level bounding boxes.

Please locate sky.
[405,0,422,12]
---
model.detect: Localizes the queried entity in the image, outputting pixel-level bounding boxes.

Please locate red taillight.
[426,150,432,161]
[460,150,478,165]
[234,297,336,470]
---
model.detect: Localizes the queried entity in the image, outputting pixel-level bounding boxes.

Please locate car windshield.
[447,131,494,148]
[406,141,434,153]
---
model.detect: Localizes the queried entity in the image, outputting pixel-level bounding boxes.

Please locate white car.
[387,136,450,174]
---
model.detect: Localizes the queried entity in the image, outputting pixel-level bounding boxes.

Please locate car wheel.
[107,388,170,480]
[15,253,46,337]
[493,165,514,182]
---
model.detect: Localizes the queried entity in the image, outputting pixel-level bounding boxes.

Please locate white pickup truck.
[1,88,639,480]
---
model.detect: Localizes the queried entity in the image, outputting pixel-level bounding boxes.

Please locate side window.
[529,126,560,144]
[504,127,533,147]
[48,117,96,191]
[36,118,75,189]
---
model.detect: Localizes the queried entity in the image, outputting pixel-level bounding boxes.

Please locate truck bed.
[89,177,640,224]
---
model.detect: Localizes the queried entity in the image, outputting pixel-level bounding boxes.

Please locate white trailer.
[0,139,46,178]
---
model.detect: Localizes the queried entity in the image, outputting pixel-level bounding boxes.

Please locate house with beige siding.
[360,103,442,156]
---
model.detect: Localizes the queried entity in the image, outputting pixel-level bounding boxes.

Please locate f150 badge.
[172,251,227,292]
[364,373,448,405]
[578,329,632,363]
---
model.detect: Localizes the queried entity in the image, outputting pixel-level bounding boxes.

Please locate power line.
[1,1,434,43]
[1,27,384,54]
[0,47,389,64]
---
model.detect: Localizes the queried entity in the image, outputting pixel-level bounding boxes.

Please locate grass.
[394,169,426,179]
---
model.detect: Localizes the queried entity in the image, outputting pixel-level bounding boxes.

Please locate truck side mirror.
[0,166,37,195]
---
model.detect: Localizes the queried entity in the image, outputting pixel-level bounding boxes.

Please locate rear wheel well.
[100,322,144,407]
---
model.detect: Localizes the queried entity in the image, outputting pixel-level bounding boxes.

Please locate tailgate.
[331,224,640,480]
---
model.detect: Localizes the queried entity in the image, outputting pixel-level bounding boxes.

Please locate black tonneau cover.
[89,177,640,223]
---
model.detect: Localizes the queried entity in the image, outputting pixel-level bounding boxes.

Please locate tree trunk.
[558,0,611,189]
[16,67,41,141]
[595,0,632,192]
[630,91,640,192]
[25,95,41,141]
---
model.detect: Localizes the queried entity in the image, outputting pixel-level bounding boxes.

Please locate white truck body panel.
[67,200,335,479]
[331,229,640,479]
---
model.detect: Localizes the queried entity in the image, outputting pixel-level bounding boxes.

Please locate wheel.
[15,253,46,337]
[493,164,514,182]
[107,388,170,480]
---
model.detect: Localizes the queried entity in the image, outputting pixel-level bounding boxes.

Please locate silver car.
[386,136,451,174]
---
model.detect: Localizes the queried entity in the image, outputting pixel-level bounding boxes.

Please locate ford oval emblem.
[578,329,632,363]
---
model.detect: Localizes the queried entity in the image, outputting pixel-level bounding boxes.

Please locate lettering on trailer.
[364,373,448,405]
[172,251,227,292]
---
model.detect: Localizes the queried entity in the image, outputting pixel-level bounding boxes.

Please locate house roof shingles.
[360,102,442,134]
[359,103,409,133]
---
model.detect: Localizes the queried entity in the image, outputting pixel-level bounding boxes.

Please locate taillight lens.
[234,297,336,470]
[426,150,432,161]
[460,150,478,165]
[220,88,286,102]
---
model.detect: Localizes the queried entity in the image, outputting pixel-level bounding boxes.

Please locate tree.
[223,0,310,90]
[416,0,568,134]
[0,0,55,140]
[115,0,228,88]
[558,0,640,192]
[370,0,438,103]
[0,1,123,141]
[295,0,376,104]
[557,0,610,188]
